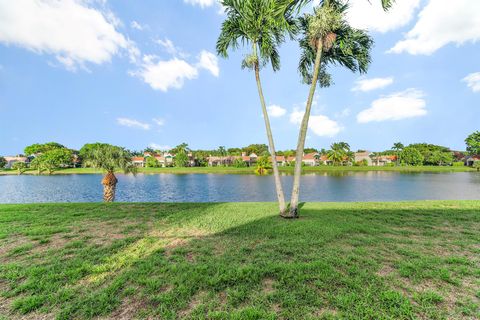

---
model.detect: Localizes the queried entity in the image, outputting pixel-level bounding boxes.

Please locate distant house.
[465,155,480,166]
[371,155,397,166]
[4,156,29,169]
[302,153,320,166]
[132,157,146,167]
[207,156,235,167]
[207,152,259,167]
[143,152,175,167]
[270,155,286,166]
[354,151,373,166]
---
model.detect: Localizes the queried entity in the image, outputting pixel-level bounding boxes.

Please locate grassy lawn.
[0,165,475,176]
[0,202,479,319]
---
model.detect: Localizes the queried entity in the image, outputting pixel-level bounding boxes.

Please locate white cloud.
[130,20,144,31]
[197,51,219,77]
[463,72,480,93]
[390,0,480,55]
[0,0,137,70]
[267,105,287,118]
[290,109,342,137]
[352,77,394,92]
[130,56,198,92]
[117,118,151,130]
[357,89,427,123]
[155,38,181,56]
[149,143,171,150]
[131,48,219,91]
[152,117,166,126]
[183,0,216,8]
[313,0,420,33]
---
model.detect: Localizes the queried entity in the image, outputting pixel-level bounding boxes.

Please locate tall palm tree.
[83,145,136,202]
[217,0,298,215]
[288,0,389,218]
[392,142,404,166]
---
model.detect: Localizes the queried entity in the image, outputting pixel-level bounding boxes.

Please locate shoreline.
[0,165,476,176]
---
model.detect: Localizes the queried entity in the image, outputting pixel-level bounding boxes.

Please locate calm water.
[0,172,479,204]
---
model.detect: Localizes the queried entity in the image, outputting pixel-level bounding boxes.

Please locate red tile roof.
[132,157,145,162]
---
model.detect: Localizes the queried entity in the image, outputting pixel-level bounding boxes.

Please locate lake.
[1,172,479,204]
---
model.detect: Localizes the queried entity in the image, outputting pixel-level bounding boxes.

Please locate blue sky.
[0,0,479,155]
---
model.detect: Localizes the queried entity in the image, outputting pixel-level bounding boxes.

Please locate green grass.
[0,165,475,176]
[0,201,479,319]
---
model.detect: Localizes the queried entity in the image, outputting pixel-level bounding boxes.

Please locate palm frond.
[297,1,373,87]
[217,0,297,72]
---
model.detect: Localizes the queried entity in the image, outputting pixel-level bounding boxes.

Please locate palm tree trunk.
[289,39,324,218]
[253,45,287,215]
[102,171,118,202]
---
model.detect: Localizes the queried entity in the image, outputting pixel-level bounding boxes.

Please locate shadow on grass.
[1,201,479,319]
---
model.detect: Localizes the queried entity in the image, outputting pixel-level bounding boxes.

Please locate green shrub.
[452,161,465,167]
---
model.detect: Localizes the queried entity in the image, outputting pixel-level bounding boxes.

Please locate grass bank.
[0,165,476,176]
[0,201,479,319]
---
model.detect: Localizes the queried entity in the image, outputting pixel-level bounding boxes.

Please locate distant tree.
[407,143,449,165]
[392,142,404,165]
[143,147,155,154]
[29,157,43,175]
[12,162,27,175]
[473,161,480,172]
[24,142,65,155]
[174,150,189,167]
[227,148,242,156]
[304,147,318,154]
[327,148,345,166]
[430,151,454,166]
[146,156,160,168]
[327,142,349,166]
[83,145,136,202]
[255,156,272,175]
[34,149,73,174]
[283,150,296,157]
[243,144,269,156]
[465,131,480,155]
[0,156,6,169]
[170,143,190,155]
[399,147,424,166]
[218,146,227,157]
[79,143,112,161]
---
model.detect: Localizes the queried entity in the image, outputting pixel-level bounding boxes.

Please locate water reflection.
[0,172,479,203]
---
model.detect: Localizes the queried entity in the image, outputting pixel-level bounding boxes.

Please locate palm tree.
[288,0,392,218]
[327,142,348,165]
[327,148,345,166]
[83,145,136,202]
[255,156,273,175]
[392,142,404,166]
[217,0,298,215]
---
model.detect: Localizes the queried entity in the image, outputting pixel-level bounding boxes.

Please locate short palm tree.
[83,145,136,202]
[217,0,299,216]
[288,0,392,218]
[327,142,348,165]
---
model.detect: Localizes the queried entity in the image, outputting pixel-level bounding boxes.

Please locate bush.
[0,156,6,169]
[233,158,247,168]
[353,159,368,167]
[452,161,465,167]
[146,157,160,168]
